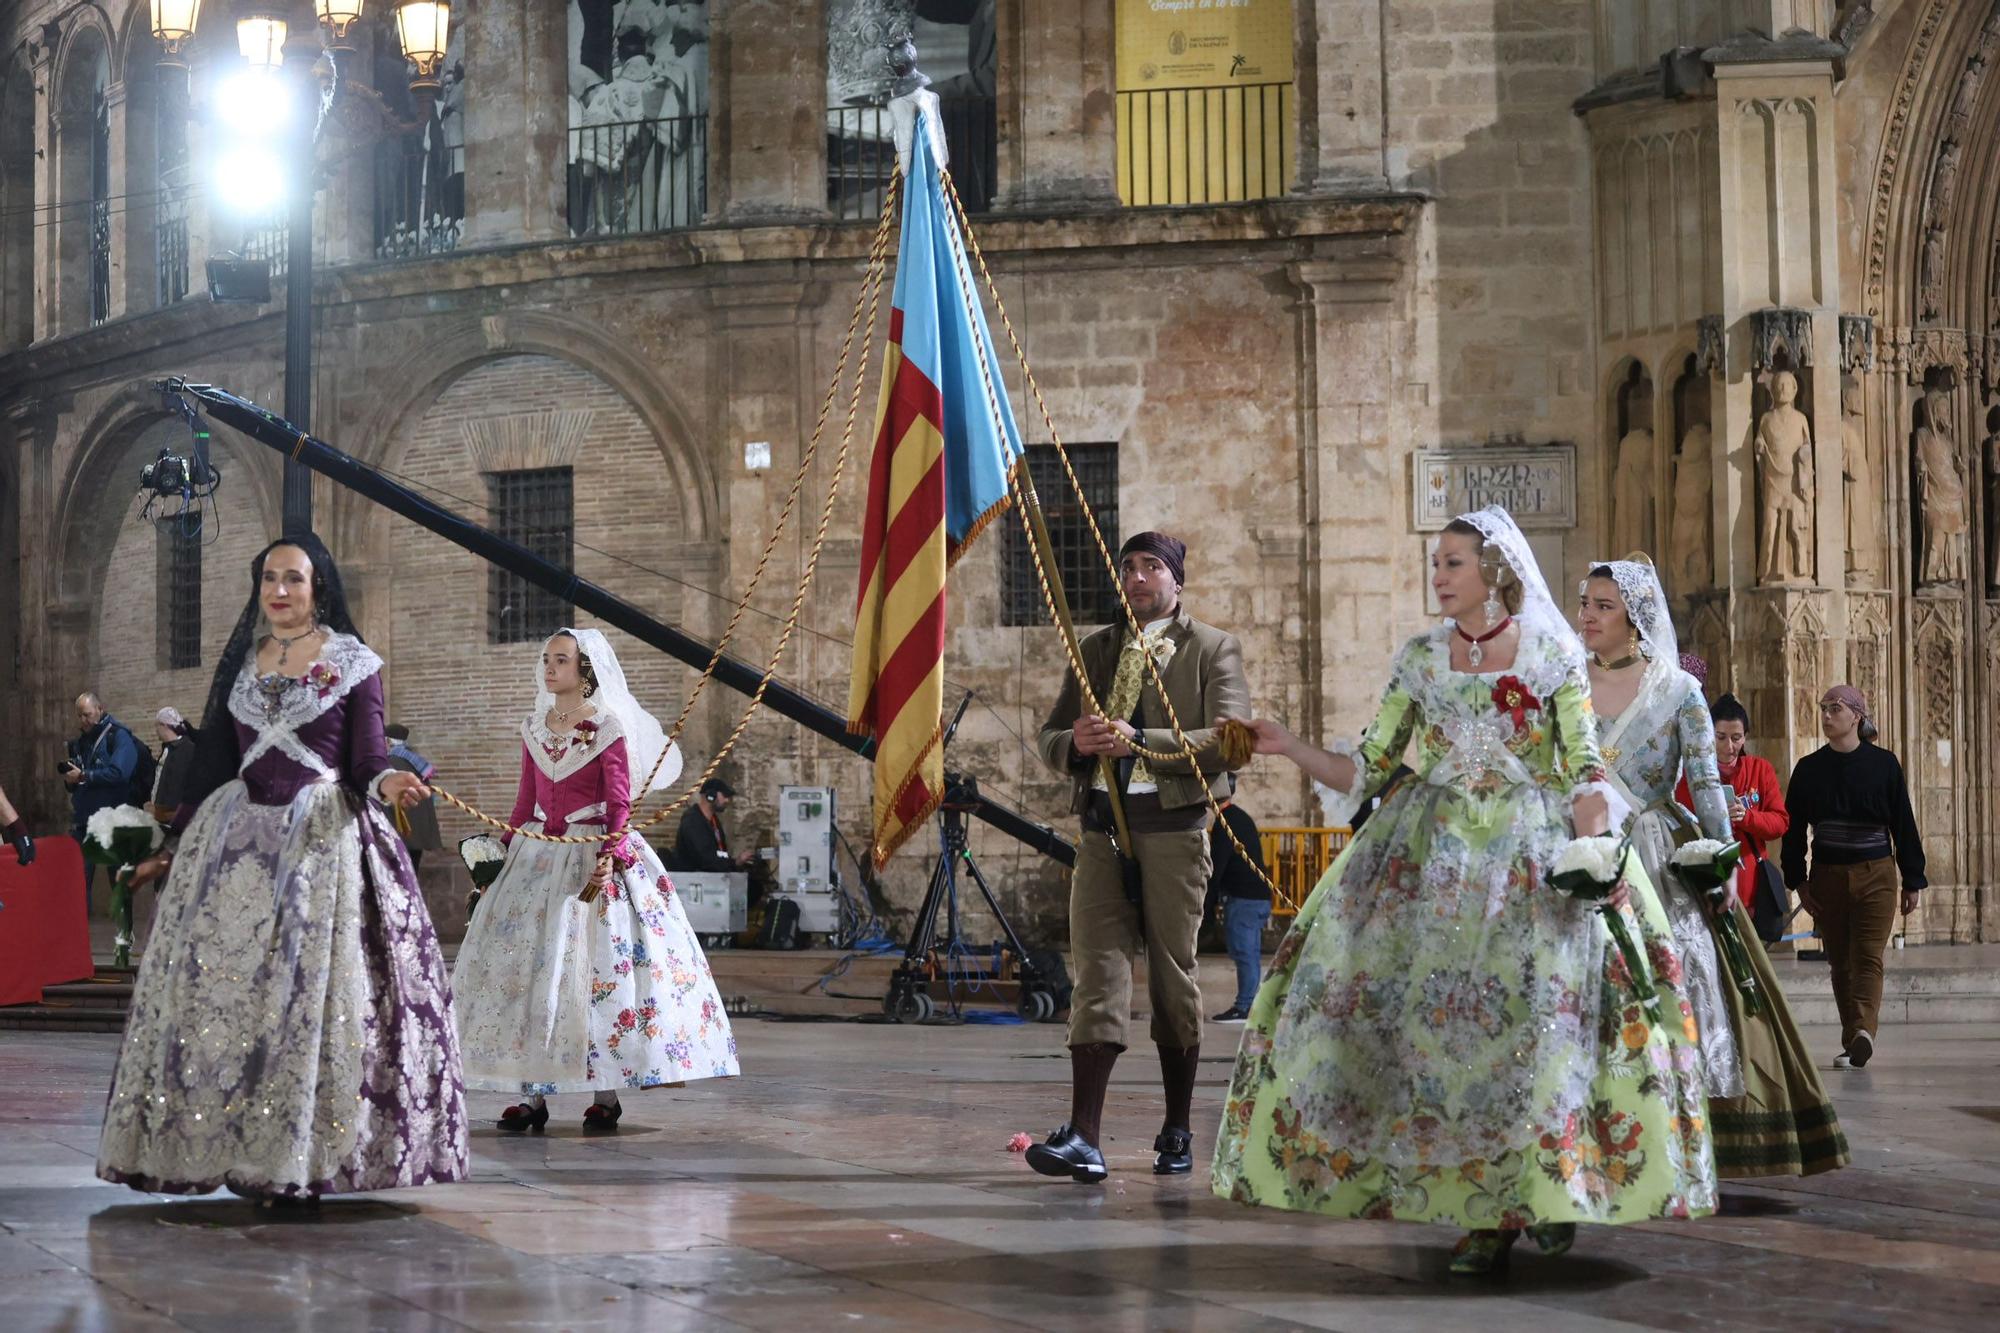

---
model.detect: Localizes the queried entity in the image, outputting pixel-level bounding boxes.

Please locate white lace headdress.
[1582,558,1680,666]
[1455,505,1583,660]
[534,627,683,791]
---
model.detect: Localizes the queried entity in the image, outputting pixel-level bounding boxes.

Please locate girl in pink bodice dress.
[450,628,737,1132]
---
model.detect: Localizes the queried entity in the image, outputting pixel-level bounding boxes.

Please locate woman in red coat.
[1677,693,1788,907]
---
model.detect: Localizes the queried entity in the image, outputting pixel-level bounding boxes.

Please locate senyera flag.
[847,108,1024,867]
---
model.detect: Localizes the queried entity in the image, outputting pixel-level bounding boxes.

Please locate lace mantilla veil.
[534,627,683,791]
[1457,505,1584,662]
[1583,558,1681,667]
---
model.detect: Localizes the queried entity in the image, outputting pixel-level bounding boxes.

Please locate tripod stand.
[882,695,1062,1024]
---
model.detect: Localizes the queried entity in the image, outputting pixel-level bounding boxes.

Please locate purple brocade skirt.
[97,779,467,1196]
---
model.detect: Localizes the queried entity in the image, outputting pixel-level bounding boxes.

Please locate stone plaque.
[1412,445,1577,531]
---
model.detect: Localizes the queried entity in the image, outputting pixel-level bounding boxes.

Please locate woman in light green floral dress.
[1212,508,1716,1275]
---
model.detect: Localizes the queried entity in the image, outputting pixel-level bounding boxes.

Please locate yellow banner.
[1115,0,1296,92]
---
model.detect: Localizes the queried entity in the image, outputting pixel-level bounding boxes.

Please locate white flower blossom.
[84,805,163,852]
[459,835,507,870]
[1670,838,1734,866]
[1551,835,1624,883]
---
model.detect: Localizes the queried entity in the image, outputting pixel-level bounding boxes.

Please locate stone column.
[711,0,829,223]
[458,0,568,246]
[1710,48,1845,774]
[30,35,57,342]
[1294,0,1388,194]
[1287,238,1412,776]
[994,0,1117,209]
[9,399,64,831]
[1725,2,1833,38]
[104,79,143,320]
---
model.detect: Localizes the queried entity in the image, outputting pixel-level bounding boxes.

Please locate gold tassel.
[1217,718,1258,771]
[393,803,413,838]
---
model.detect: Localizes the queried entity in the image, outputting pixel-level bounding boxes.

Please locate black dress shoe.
[1153,1127,1193,1175]
[497,1102,550,1133]
[1025,1123,1107,1183]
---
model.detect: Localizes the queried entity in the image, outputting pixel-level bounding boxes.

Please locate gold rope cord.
[937,169,1278,895]
[428,173,902,848]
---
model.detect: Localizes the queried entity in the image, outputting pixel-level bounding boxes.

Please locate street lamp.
[394,4,452,95]
[149,0,203,69]
[151,0,447,536]
[235,11,288,70]
[315,1,367,49]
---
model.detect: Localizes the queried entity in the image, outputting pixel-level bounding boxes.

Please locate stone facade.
[1,1,1994,946]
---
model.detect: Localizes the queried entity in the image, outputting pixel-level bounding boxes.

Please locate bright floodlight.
[210,146,288,217]
[212,67,293,138]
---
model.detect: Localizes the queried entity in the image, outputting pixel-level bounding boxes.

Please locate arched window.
[54,29,112,333]
[568,0,710,236]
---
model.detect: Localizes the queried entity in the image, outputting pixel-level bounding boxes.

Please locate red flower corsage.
[573,718,600,749]
[305,660,341,699]
[1491,675,1540,728]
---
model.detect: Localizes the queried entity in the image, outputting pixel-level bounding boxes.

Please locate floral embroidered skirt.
[451,823,739,1094]
[1211,778,1718,1228]
[97,781,467,1197]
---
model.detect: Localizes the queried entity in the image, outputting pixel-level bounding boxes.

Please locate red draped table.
[0,836,95,1006]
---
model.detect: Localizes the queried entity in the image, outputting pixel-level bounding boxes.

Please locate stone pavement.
[2,1013,1997,1332]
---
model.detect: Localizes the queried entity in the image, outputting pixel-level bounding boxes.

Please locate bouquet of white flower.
[458,834,507,919]
[1669,837,1763,1017]
[1548,833,1659,1017]
[83,805,164,968]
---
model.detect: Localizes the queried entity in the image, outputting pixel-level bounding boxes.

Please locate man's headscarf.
[1119,531,1187,586]
[1820,683,1870,720]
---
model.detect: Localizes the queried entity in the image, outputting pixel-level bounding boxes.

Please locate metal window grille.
[1115,82,1295,208]
[374,131,466,260]
[827,96,996,222]
[89,93,111,326]
[1002,444,1119,628]
[487,467,575,643]
[156,518,202,671]
[240,214,289,279]
[567,114,708,237]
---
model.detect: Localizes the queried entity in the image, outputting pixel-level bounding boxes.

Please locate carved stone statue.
[1841,375,1881,587]
[1670,422,1713,591]
[1757,371,1815,585]
[1914,387,1970,587]
[1611,427,1655,558]
[1987,415,2000,594]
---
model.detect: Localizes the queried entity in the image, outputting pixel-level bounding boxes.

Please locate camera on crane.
[140,448,216,497]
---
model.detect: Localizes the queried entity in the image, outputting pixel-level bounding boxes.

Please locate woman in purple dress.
[97,535,467,1204]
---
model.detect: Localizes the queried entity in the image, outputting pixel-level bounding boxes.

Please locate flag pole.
[1014,470,1139,857]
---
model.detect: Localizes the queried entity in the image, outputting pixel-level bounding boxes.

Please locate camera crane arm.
[164,378,1075,867]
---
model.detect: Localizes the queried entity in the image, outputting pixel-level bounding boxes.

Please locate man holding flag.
[1027,533,1250,1184]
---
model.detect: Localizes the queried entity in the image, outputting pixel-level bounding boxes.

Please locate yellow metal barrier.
[1258,827,1351,918]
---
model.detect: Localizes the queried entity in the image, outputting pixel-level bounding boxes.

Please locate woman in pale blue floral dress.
[1213,508,1715,1275]
[1581,559,1847,1178]
[1578,558,1742,1098]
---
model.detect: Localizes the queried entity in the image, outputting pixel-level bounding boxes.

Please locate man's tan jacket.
[1037,607,1251,815]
